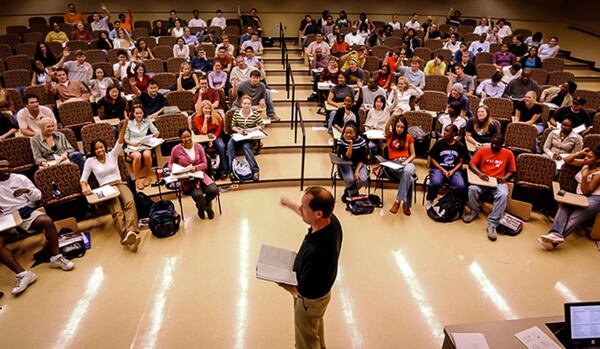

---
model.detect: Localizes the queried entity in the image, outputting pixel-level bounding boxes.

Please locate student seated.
[549,96,591,130]
[80,119,142,252]
[97,85,127,122]
[394,76,423,114]
[31,117,85,172]
[45,23,69,44]
[463,136,516,241]
[169,128,218,219]
[231,70,278,120]
[364,93,397,159]
[539,37,560,61]
[124,104,160,189]
[173,37,190,60]
[0,159,74,296]
[208,62,227,91]
[328,95,360,145]
[114,29,136,51]
[336,121,369,200]
[90,66,115,102]
[227,95,265,181]
[133,80,167,120]
[538,147,600,250]
[476,73,506,99]
[465,105,500,151]
[424,56,447,76]
[194,76,221,110]
[426,124,467,208]
[384,115,416,216]
[503,71,540,100]
[542,116,583,165]
[539,81,576,109]
[436,102,467,139]
[175,62,200,93]
[45,68,89,105]
[191,100,228,179]
[132,38,155,62]
[16,94,58,137]
[64,3,85,24]
[514,90,544,134]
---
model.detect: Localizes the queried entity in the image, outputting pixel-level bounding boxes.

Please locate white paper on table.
[312,126,327,131]
[365,129,386,140]
[332,128,341,140]
[92,185,119,198]
[318,82,335,90]
[380,161,404,170]
[556,123,587,134]
[171,163,193,175]
[311,68,324,73]
[231,130,266,142]
[0,214,17,232]
[270,89,279,93]
[514,326,561,349]
[255,244,298,286]
[452,333,490,349]
[555,154,570,170]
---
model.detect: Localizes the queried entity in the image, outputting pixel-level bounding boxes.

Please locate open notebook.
[256,244,298,286]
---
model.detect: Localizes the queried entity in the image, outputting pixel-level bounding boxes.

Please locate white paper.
[312,126,327,131]
[332,128,341,140]
[380,161,404,170]
[365,129,386,140]
[143,137,164,148]
[318,82,335,90]
[171,163,193,175]
[255,244,298,286]
[92,185,119,198]
[514,326,561,349]
[556,123,587,134]
[0,214,17,232]
[543,102,560,110]
[452,333,490,349]
[231,130,266,142]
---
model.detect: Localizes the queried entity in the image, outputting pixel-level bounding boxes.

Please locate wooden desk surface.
[552,182,589,207]
[93,117,121,126]
[443,315,564,349]
[86,185,120,204]
[467,168,498,188]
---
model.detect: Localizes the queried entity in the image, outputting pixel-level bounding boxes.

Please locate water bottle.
[51,181,61,199]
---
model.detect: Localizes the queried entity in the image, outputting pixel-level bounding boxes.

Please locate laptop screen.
[566,302,600,342]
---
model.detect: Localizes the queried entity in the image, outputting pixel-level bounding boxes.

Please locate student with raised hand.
[425,124,467,209]
[124,104,159,189]
[384,115,416,216]
[463,135,516,241]
[0,158,74,296]
[81,118,142,252]
[169,128,218,220]
[538,147,600,250]
[90,3,111,32]
[336,121,368,202]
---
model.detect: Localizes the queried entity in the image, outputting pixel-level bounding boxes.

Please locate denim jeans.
[549,196,600,238]
[467,183,509,229]
[265,89,276,117]
[68,151,85,174]
[426,168,466,201]
[384,162,416,208]
[203,137,228,176]
[337,164,368,197]
[367,139,384,160]
[327,110,337,134]
[227,139,259,174]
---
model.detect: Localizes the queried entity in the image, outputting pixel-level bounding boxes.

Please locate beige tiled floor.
[2,187,599,348]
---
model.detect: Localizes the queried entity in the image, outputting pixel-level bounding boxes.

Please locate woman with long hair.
[114,28,135,50]
[124,104,160,189]
[191,100,228,179]
[132,38,155,62]
[465,105,499,150]
[383,115,416,215]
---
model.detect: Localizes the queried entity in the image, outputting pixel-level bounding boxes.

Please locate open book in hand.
[231,130,267,142]
[92,185,119,199]
[129,136,164,151]
[256,244,298,286]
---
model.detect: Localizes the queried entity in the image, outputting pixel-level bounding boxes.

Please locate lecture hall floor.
[1,187,600,348]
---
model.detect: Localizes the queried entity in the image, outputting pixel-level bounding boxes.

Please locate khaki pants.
[105,182,137,238]
[294,292,331,349]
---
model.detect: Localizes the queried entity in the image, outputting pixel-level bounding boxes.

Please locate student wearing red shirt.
[191,100,227,179]
[331,34,350,57]
[464,136,516,241]
[384,115,416,216]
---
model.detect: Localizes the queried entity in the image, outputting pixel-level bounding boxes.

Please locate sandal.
[136,180,144,190]
[143,177,151,188]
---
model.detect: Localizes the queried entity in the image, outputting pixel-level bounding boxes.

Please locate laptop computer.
[564,301,600,348]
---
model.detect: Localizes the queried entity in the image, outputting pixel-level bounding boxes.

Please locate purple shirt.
[493,52,515,67]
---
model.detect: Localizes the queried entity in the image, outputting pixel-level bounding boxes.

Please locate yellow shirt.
[340,52,366,72]
[45,31,69,44]
[424,60,447,76]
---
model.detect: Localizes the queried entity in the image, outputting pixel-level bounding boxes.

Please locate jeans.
[202,137,228,176]
[426,168,466,201]
[265,89,276,117]
[384,162,416,208]
[327,110,337,134]
[227,139,259,174]
[467,183,509,229]
[68,151,85,174]
[549,196,600,238]
[367,139,384,160]
[337,164,368,197]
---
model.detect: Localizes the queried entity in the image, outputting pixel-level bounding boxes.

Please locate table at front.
[442,315,564,349]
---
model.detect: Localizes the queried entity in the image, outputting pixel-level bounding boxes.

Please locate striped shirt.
[232,109,264,131]
[336,136,367,165]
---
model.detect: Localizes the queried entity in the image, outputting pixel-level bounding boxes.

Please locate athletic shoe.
[253,172,260,181]
[130,233,141,253]
[462,210,478,223]
[425,200,433,210]
[537,237,556,251]
[121,231,137,246]
[540,232,565,243]
[11,271,37,295]
[268,114,280,121]
[49,254,74,271]
[487,226,497,241]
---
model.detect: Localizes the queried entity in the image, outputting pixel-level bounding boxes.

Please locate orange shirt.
[120,11,134,33]
[470,147,516,179]
[64,12,85,24]
[386,134,414,160]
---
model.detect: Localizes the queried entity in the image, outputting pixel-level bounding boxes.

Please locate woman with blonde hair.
[465,105,500,150]
[176,61,200,92]
[113,28,135,50]
[191,100,228,179]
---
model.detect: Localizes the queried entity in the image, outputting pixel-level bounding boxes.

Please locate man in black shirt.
[550,96,591,130]
[280,187,343,349]
[133,80,166,119]
[426,124,467,208]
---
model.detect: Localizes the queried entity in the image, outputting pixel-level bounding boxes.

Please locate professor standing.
[280,186,343,349]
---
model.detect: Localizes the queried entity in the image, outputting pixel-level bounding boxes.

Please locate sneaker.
[205,204,215,219]
[328,138,334,146]
[268,114,280,121]
[341,191,348,204]
[253,172,260,181]
[49,254,74,271]
[307,93,318,101]
[487,225,498,241]
[462,210,478,223]
[11,271,37,295]
[425,200,433,210]
[121,231,137,246]
[540,232,565,243]
[130,233,141,253]
[537,237,556,251]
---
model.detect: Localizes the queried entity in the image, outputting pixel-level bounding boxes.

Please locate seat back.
[34,163,82,206]
[57,128,79,151]
[6,55,32,71]
[166,57,186,73]
[404,111,434,134]
[542,58,564,72]
[466,94,481,118]
[65,40,89,52]
[584,134,600,150]
[575,90,600,111]
[362,56,381,74]
[155,113,188,142]
[515,153,555,190]
[166,91,195,113]
[370,46,390,59]
[0,137,34,172]
[153,45,173,61]
[547,71,574,86]
[24,85,56,106]
[419,91,447,113]
[433,49,452,63]
[423,40,443,50]
[412,47,433,61]
[483,97,513,121]
[3,69,31,88]
[505,122,537,153]
[476,63,498,80]
[474,52,493,65]
[528,68,549,85]
[558,163,580,193]
[424,74,449,93]
[84,49,108,63]
[152,72,177,90]
[58,100,94,128]
[157,36,176,47]
[144,58,165,73]
[15,42,36,57]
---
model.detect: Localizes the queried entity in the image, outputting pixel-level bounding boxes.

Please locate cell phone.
[557,190,566,196]
[208,133,215,140]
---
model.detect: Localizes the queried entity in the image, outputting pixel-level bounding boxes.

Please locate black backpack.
[427,191,465,222]
[135,192,154,219]
[346,195,375,215]
[148,201,180,238]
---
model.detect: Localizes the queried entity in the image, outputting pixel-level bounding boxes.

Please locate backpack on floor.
[346,195,375,215]
[135,192,154,219]
[148,200,180,238]
[32,228,90,267]
[232,157,253,181]
[497,213,524,236]
[427,191,465,222]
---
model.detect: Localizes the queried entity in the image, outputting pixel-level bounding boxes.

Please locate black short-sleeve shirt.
[516,101,543,123]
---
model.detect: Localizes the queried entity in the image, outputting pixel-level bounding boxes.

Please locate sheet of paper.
[143,137,164,148]
[312,126,327,131]
[231,130,266,142]
[380,161,404,170]
[0,214,17,232]
[365,129,386,140]
[514,326,561,349]
[452,333,490,349]
[255,244,298,286]
[92,185,119,198]
[171,163,193,175]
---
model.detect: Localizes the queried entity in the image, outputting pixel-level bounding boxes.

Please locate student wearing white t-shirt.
[538,36,560,61]
[80,118,142,253]
[189,10,207,28]
[90,4,111,32]
[210,10,227,29]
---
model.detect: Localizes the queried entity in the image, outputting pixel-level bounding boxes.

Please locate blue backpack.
[148,201,180,238]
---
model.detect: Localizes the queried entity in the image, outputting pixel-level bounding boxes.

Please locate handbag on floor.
[497,213,524,236]
[346,195,375,215]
